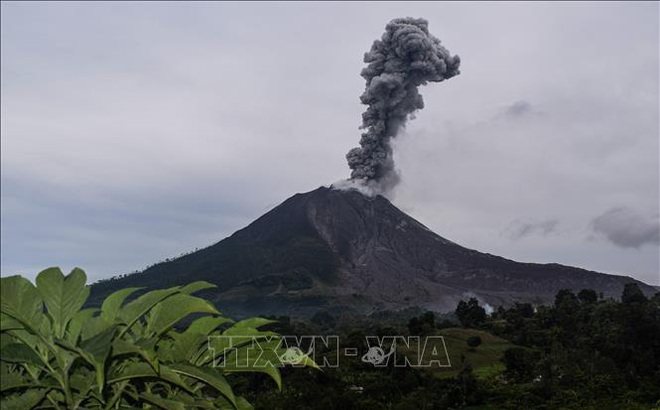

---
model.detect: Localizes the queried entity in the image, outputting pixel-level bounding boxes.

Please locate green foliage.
[622,282,648,304]
[456,298,486,328]
[489,285,660,408]
[577,289,598,305]
[466,335,482,349]
[246,286,660,409]
[311,311,336,330]
[407,311,435,336]
[502,347,539,382]
[89,226,341,310]
[1,268,317,409]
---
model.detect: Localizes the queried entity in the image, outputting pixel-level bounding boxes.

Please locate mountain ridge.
[89,186,656,317]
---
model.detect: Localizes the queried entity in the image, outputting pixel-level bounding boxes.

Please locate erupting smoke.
[345,17,460,193]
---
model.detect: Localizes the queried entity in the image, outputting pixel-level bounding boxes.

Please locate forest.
[242,284,660,409]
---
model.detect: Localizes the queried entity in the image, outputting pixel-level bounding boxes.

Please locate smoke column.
[345,17,460,193]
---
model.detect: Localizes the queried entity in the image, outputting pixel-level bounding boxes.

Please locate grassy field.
[397,327,515,379]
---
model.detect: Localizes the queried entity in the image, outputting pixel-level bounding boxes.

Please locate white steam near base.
[330,179,382,198]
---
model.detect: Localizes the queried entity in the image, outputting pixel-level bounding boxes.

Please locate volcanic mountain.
[90,186,656,317]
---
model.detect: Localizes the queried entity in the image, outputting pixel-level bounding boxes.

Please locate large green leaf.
[234,396,255,410]
[1,369,29,392]
[179,281,217,295]
[35,267,90,339]
[168,363,236,407]
[139,391,186,410]
[231,317,277,330]
[112,337,160,373]
[0,313,23,332]
[0,276,43,334]
[79,324,117,393]
[223,326,278,338]
[146,294,220,337]
[0,388,47,410]
[0,332,13,348]
[65,308,97,344]
[0,343,44,367]
[206,334,257,367]
[4,329,48,362]
[107,362,193,394]
[221,338,285,390]
[169,391,218,410]
[79,314,113,341]
[106,361,158,381]
[0,364,58,392]
[226,361,283,391]
[112,338,153,360]
[204,329,278,367]
[117,287,181,335]
[68,369,95,397]
[215,394,255,410]
[170,316,233,362]
[186,316,233,334]
[154,338,176,363]
[100,287,142,323]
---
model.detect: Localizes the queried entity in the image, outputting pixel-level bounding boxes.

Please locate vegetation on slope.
[3,266,658,409]
[0,268,317,409]
[239,284,660,409]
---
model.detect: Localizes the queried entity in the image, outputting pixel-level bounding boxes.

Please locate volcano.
[90,187,656,317]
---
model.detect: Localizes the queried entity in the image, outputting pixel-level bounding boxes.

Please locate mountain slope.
[90,186,656,317]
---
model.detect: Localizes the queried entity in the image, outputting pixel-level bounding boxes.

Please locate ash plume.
[345,17,460,193]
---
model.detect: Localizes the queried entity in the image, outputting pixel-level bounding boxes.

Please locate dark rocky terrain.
[90,186,656,317]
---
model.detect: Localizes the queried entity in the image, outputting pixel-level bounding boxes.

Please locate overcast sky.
[2,2,659,286]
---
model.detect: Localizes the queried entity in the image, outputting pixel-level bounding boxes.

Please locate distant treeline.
[236,283,660,409]
[91,247,203,285]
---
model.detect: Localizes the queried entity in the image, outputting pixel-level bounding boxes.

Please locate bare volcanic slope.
[90,187,656,317]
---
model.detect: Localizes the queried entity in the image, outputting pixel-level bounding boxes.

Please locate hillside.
[90,186,656,317]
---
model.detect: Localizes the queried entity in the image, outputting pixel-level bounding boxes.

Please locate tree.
[466,335,482,351]
[621,283,647,305]
[578,289,598,304]
[553,289,579,333]
[515,302,535,318]
[455,298,486,328]
[502,347,539,382]
[407,311,436,336]
[505,303,534,326]
[312,311,337,330]
[421,311,435,328]
[554,289,578,309]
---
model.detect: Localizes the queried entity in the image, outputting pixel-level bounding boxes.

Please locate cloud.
[590,207,660,248]
[504,100,533,118]
[504,219,559,240]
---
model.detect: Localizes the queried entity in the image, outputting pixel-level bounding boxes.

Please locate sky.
[1,2,659,286]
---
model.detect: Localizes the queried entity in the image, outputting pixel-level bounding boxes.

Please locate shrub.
[466,335,482,350]
[0,267,317,409]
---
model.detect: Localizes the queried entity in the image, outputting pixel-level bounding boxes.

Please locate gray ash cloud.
[345,17,460,193]
[591,207,659,249]
[505,219,559,240]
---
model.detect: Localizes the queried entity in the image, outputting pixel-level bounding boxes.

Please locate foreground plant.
[0,267,316,409]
